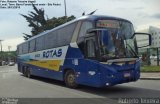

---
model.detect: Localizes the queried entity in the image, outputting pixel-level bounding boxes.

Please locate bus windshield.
[96,20,138,61]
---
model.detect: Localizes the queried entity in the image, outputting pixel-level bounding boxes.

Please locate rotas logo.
[43,49,62,58]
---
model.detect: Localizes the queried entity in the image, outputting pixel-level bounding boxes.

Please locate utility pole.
[0,40,2,53]
[8,46,11,63]
[64,0,67,17]
[0,40,3,66]
[157,48,159,66]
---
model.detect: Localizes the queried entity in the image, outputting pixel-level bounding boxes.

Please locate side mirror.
[133,33,151,48]
[87,28,96,33]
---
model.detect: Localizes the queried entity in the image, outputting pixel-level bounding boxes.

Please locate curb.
[141,72,160,73]
[140,78,160,80]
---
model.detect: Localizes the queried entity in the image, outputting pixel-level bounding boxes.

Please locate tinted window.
[22,42,28,54]
[79,21,93,37]
[45,31,57,49]
[57,22,77,46]
[86,39,95,57]
[29,39,36,52]
[18,45,23,55]
[36,36,45,51]
[44,22,77,49]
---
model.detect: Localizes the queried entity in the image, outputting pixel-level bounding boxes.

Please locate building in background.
[149,26,160,47]
[137,26,160,66]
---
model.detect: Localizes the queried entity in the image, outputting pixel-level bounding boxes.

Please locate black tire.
[22,68,25,75]
[64,70,78,88]
[22,66,27,76]
[26,68,31,78]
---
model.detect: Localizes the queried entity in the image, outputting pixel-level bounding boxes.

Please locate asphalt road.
[0,65,160,104]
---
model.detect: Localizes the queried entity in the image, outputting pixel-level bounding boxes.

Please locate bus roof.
[77,15,131,23]
[18,15,132,45]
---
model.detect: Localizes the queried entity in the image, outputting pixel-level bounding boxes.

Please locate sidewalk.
[140,72,160,80]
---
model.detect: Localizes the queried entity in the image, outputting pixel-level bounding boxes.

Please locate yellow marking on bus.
[26,60,61,71]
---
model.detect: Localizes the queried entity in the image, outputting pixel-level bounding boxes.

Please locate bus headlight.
[106,83,110,86]
[88,71,96,75]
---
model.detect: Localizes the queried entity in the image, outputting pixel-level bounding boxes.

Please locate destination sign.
[96,20,120,28]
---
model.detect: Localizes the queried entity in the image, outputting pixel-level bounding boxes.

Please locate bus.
[17,15,151,88]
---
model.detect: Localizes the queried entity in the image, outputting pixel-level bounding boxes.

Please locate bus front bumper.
[102,70,140,87]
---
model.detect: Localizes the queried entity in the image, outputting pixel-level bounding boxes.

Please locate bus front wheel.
[64,70,78,88]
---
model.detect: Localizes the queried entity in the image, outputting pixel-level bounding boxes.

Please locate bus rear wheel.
[64,70,78,88]
[26,68,31,78]
[22,66,27,76]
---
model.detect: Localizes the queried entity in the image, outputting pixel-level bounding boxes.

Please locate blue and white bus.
[17,15,151,88]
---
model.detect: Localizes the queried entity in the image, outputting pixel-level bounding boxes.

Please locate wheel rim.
[67,73,75,86]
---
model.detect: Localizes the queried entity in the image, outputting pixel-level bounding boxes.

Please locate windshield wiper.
[101,54,116,61]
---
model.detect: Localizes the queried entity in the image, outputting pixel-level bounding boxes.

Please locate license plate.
[124,73,130,77]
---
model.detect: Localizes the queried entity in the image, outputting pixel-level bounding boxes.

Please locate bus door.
[84,35,97,59]
[84,35,101,84]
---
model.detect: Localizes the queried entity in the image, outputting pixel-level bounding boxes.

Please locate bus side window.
[36,36,45,51]
[19,45,23,55]
[29,39,36,53]
[79,21,93,37]
[86,39,96,58]
[22,42,29,54]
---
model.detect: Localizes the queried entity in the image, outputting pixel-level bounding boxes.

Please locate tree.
[44,15,75,30]
[21,4,76,40]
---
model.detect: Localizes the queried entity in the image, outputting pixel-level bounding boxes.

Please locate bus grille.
[117,68,134,72]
